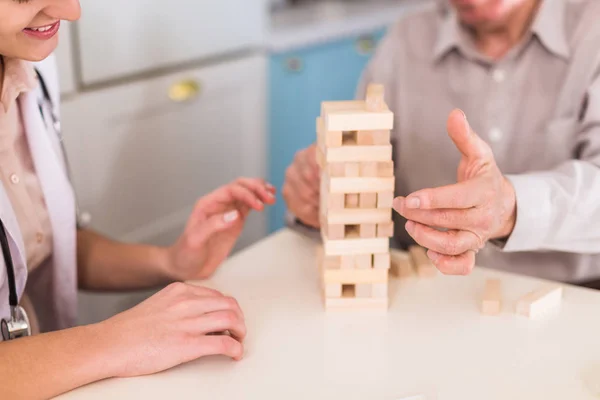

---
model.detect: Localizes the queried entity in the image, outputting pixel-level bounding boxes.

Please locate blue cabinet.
[267,29,386,233]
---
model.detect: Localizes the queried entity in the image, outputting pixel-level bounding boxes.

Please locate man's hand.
[393,109,517,275]
[168,178,276,281]
[282,144,321,228]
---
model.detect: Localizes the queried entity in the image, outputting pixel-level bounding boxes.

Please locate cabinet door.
[75,0,267,85]
[61,54,267,251]
[267,30,385,233]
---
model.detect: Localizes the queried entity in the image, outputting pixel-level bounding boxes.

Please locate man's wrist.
[492,176,517,240]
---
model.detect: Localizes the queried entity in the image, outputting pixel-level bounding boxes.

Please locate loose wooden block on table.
[408,245,437,277]
[481,279,502,315]
[516,284,563,319]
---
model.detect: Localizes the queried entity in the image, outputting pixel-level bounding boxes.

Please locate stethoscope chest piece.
[1,305,31,341]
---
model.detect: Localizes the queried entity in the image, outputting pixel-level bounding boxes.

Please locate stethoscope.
[0,66,84,341]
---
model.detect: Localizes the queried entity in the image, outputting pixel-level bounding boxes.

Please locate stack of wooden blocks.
[316,84,395,310]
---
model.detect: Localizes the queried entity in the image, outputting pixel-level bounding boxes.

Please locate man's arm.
[77,228,172,291]
[500,71,600,253]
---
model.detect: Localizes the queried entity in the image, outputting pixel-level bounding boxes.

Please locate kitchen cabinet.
[75,0,267,86]
[60,54,268,251]
[267,28,386,233]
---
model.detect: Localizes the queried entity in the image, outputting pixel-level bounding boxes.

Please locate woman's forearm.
[77,229,173,291]
[0,323,118,400]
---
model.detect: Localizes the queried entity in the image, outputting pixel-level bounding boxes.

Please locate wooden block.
[360,162,378,177]
[325,284,342,298]
[354,254,372,269]
[481,279,502,315]
[323,268,388,284]
[316,117,342,147]
[323,223,345,240]
[516,285,563,319]
[340,255,354,270]
[377,161,395,177]
[360,223,377,238]
[329,177,395,194]
[328,163,346,177]
[344,162,360,177]
[345,193,359,208]
[409,245,437,278]
[323,236,390,256]
[324,208,392,225]
[359,193,377,208]
[366,83,386,112]
[321,254,341,270]
[390,249,414,277]
[321,145,393,163]
[325,296,388,310]
[372,283,388,298]
[377,192,394,208]
[373,253,391,270]
[325,110,394,132]
[357,130,391,146]
[326,193,345,210]
[355,284,372,298]
[377,222,394,238]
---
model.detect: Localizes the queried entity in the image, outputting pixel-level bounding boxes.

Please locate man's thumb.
[447,109,492,160]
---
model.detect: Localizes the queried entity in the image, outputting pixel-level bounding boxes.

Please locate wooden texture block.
[354,254,372,269]
[321,254,341,271]
[360,162,378,177]
[359,193,377,208]
[323,268,388,284]
[316,117,343,148]
[329,177,395,194]
[372,283,388,298]
[344,162,360,177]
[377,192,394,208]
[340,255,354,270]
[409,245,437,278]
[481,279,502,316]
[390,249,414,277]
[366,83,386,111]
[325,284,342,298]
[321,145,393,163]
[377,222,394,238]
[373,253,391,270]
[357,130,391,146]
[326,193,345,210]
[355,284,372,298]
[323,236,389,256]
[328,162,346,177]
[321,221,345,240]
[345,193,359,208]
[324,208,392,225]
[359,223,377,238]
[325,111,394,133]
[516,285,563,319]
[377,161,395,177]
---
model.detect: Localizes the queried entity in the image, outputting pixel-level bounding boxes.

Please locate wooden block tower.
[316,84,395,310]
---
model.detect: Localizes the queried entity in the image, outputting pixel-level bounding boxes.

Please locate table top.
[57,228,600,400]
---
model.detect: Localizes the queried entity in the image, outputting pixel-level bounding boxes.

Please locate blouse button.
[10,174,20,184]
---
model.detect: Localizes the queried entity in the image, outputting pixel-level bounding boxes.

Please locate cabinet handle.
[355,35,376,55]
[284,57,303,73]
[168,79,201,102]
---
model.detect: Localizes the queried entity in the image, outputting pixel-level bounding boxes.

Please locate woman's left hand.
[167,178,276,281]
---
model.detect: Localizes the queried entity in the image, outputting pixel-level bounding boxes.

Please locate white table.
[57,229,600,400]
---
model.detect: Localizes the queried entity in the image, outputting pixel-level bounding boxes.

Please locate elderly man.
[282,0,600,285]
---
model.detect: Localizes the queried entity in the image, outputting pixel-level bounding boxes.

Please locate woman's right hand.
[100,282,246,378]
[282,143,321,228]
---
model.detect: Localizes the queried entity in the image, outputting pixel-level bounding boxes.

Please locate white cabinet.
[76,0,267,85]
[54,21,77,95]
[60,54,268,250]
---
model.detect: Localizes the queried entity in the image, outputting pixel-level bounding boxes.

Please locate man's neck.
[472,0,541,60]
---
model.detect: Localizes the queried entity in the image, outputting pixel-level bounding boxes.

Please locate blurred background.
[55,0,425,324]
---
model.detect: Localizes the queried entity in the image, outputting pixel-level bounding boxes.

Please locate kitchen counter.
[268,0,432,52]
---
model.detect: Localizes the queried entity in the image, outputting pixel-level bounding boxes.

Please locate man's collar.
[432,0,570,63]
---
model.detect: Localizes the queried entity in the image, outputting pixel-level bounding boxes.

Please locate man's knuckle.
[167,281,188,294]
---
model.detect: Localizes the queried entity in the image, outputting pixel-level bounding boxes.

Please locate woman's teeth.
[29,25,53,32]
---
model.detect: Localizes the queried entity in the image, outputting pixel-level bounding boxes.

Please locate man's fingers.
[228,183,267,211]
[284,166,319,207]
[447,109,493,161]
[399,178,489,210]
[427,249,476,275]
[192,310,247,342]
[405,220,483,256]
[194,335,244,361]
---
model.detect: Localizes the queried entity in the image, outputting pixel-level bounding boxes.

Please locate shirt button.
[493,69,506,83]
[10,174,20,184]
[489,128,503,142]
[36,232,44,244]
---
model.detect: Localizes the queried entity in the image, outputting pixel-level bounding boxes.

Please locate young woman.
[0,1,275,398]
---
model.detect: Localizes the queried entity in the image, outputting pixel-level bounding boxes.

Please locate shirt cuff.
[493,174,554,252]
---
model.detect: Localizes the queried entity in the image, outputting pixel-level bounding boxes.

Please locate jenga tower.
[316,84,395,310]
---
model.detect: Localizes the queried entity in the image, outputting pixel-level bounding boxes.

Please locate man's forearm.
[0,324,118,400]
[77,229,173,291]
[501,160,600,253]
